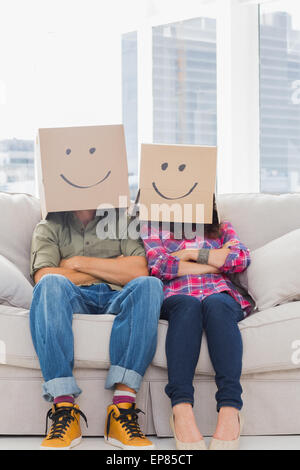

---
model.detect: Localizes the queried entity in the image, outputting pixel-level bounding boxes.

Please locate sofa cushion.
[154,301,300,375]
[1,191,300,284]
[217,193,300,251]
[0,255,33,309]
[0,192,41,284]
[238,229,300,310]
[0,301,299,375]
[0,307,114,370]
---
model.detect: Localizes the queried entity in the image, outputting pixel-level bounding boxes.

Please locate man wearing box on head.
[30,125,163,450]
[139,143,251,451]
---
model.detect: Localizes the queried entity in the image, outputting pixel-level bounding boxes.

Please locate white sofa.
[0,191,300,437]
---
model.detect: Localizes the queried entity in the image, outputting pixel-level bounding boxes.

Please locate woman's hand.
[223,240,239,249]
[171,240,239,268]
[208,240,239,269]
[170,249,199,262]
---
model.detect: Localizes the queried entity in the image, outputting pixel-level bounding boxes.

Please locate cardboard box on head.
[139,143,217,224]
[36,124,130,219]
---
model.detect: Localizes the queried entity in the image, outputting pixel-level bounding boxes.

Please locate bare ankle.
[173,403,193,416]
[172,403,203,443]
[214,407,240,441]
[219,407,239,417]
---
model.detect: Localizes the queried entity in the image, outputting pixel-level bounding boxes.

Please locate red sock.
[54,395,75,405]
[113,390,136,406]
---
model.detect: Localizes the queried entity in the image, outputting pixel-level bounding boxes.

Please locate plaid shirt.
[141,221,252,316]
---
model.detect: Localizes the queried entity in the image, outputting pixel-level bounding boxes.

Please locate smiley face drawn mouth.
[152,181,198,200]
[60,170,111,189]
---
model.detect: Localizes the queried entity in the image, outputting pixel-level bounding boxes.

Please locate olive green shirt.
[30,211,145,290]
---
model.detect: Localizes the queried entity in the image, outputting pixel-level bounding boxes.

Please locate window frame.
[216,0,260,194]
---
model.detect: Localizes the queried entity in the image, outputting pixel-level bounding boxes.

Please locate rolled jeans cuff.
[105,365,143,392]
[217,401,243,412]
[42,377,82,402]
[197,248,210,265]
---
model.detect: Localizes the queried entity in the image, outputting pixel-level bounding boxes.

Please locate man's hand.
[34,266,99,286]
[60,256,82,271]
[61,255,148,287]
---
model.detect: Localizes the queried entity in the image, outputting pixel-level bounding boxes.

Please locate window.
[0,0,136,196]
[152,17,217,146]
[122,13,217,189]
[122,32,138,198]
[0,139,35,194]
[4,0,300,197]
[260,0,300,193]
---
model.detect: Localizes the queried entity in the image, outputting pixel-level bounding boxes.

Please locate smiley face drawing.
[152,162,198,200]
[139,143,217,223]
[37,125,130,218]
[60,146,112,189]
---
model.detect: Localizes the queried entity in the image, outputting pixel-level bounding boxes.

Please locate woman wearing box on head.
[140,192,251,451]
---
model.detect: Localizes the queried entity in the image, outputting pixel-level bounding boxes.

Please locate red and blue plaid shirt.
[141,221,252,316]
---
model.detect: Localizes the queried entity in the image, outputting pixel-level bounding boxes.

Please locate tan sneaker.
[105,402,155,450]
[40,402,88,450]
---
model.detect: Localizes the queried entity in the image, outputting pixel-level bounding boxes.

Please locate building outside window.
[122,15,217,194]
[152,17,217,147]
[0,139,35,195]
[260,1,300,193]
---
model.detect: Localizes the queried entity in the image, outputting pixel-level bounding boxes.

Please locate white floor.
[0,435,299,450]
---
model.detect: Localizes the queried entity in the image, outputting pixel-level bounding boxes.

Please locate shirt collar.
[66,211,102,234]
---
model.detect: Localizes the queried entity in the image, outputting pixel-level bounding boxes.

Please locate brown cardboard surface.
[139,143,217,223]
[36,124,130,219]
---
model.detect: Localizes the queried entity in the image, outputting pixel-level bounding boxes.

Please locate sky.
[0,0,209,140]
[0,0,147,140]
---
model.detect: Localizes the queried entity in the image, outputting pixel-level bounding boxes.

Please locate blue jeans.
[30,274,163,402]
[160,292,245,411]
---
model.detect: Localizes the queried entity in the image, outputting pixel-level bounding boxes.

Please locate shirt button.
[86,241,90,245]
